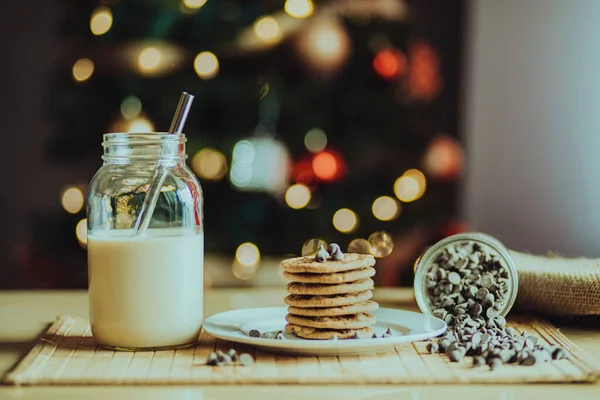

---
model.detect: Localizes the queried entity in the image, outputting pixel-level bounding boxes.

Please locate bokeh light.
[348,238,372,254]
[285,184,311,209]
[304,128,327,153]
[76,218,88,247]
[235,242,260,266]
[373,48,406,79]
[232,260,259,280]
[138,47,161,71]
[72,58,94,82]
[403,169,427,195]
[408,39,441,101]
[333,208,358,233]
[302,238,327,256]
[126,116,155,133]
[230,140,255,188]
[372,196,400,221]
[90,6,112,36]
[61,187,85,214]
[312,151,338,181]
[120,96,142,120]
[368,231,394,258]
[191,148,228,181]
[194,51,219,80]
[394,175,422,202]
[424,135,465,180]
[284,0,314,19]
[253,16,281,43]
[295,19,350,73]
[182,0,208,10]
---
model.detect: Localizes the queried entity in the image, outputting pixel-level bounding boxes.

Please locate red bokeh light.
[311,151,345,182]
[312,152,338,180]
[373,49,406,80]
[407,39,441,101]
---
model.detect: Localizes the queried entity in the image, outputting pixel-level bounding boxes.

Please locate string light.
[138,47,161,71]
[304,128,327,153]
[285,184,311,209]
[253,16,281,43]
[61,187,85,214]
[76,219,88,247]
[312,151,338,181]
[372,196,400,221]
[424,135,465,180]
[368,231,394,258]
[194,51,219,79]
[90,6,112,36]
[235,242,260,266]
[120,96,142,120]
[284,0,314,19]
[182,0,208,10]
[302,238,327,256]
[333,208,358,233]
[72,58,94,82]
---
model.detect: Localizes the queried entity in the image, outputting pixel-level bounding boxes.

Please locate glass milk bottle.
[87,133,204,350]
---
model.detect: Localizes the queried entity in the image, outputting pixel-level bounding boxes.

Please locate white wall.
[464,0,600,256]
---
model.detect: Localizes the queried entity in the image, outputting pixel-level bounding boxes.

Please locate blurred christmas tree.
[45,0,465,287]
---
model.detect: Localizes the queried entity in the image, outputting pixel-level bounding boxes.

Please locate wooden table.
[1,288,599,399]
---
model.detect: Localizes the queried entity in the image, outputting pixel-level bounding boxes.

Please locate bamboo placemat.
[4,315,598,385]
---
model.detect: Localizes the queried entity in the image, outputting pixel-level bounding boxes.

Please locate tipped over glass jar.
[413,232,518,323]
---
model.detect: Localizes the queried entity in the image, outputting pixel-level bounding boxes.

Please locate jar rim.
[413,232,519,319]
[103,132,186,145]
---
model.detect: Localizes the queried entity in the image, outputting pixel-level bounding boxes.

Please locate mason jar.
[87,133,204,351]
[413,232,518,320]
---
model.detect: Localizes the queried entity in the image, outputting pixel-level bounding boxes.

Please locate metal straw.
[132,92,194,235]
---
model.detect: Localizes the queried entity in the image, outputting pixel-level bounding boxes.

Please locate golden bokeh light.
[285,184,311,209]
[76,218,88,247]
[304,128,327,153]
[394,175,422,202]
[368,231,394,258]
[90,6,113,36]
[403,169,426,195]
[253,16,281,43]
[333,208,358,233]
[372,196,400,221]
[348,238,372,254]
[72,58,94,82]
[232,260,259,280]
[138,47,162,71]
[191,148,228,181]
[194,51,219,79]
[284,0,314,19]
[126,116,155,133]
[302,238,327,256]
[182,0,208,10]
[235,242,261,266]
[61,187,85,214]
[120,96,142,120]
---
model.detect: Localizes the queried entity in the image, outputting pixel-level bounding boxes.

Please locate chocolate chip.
[276,331,286,340]
[206,352,218,366]
[449,349,464,362]
[249,329,261,338]
[448,271,461,285]
[372,333,378,339]
[488,357,503,370]
[520,354,536,366]
[227,349,237,361]
[386,327,393,335]
[427,342,439,354]
[553,348,569,360]
[315,246,329,262]
[472,356,485,367]
[239,353,254,366]
[330,334,339,340]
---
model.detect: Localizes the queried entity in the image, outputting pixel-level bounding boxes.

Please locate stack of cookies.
[282,244,378,340]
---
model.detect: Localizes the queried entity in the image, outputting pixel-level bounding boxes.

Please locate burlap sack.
[511,250,600,315]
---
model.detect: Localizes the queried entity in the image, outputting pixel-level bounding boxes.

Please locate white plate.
[203,307,447,356]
